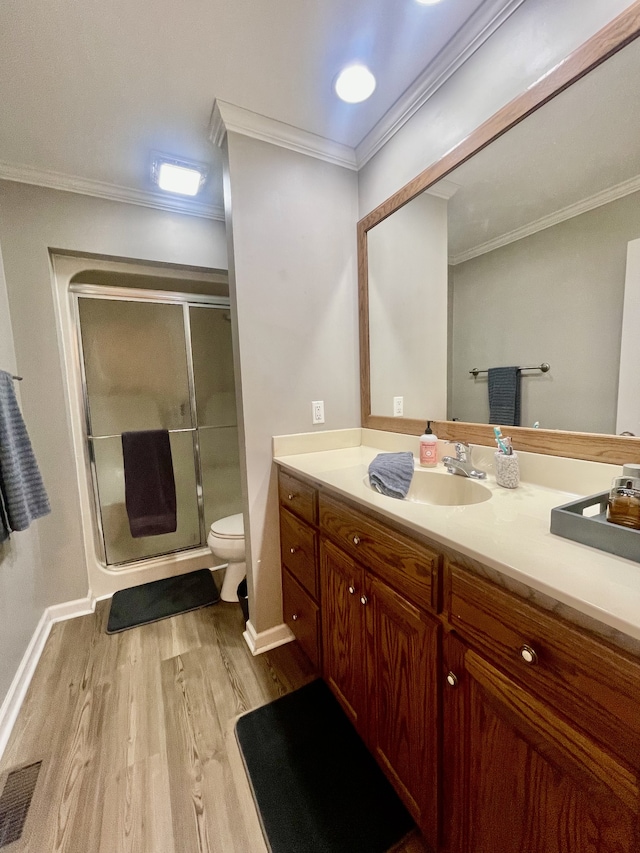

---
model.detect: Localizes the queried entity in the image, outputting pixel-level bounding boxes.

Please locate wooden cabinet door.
[365,573,440,852]
[320,539,367,735]
[443,633,640,853]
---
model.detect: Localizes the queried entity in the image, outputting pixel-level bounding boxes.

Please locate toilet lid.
[210,513,244,539]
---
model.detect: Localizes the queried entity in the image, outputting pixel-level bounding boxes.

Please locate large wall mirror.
[359,6,640,464]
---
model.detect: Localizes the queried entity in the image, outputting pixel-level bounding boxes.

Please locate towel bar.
[469,362,550,378]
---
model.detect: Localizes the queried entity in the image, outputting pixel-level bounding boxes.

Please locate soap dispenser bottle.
[419,421,438,468]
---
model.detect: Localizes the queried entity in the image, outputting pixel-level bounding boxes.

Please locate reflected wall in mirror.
[362,10,640,460]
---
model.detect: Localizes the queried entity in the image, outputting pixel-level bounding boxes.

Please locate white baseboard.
[0,595,97,761]
[243,620,295,656]
[47,595,95,623]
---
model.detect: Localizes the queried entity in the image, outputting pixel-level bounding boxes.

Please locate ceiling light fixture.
[334,65,376,104]
[151,154,207,197]
[415,0,444,5]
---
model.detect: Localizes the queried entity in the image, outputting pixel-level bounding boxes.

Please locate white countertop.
[274,429,640,645]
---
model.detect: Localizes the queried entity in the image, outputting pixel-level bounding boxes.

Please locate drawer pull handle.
[348,585,356,595]
[520,645,538,665]
[352,535,361,545]
[292,613,298,621]
[287,493,295,500]
[289,547,296,554]
[446,672,458,688]
[360,595,368,606]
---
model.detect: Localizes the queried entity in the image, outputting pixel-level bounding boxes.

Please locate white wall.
[0,180,227,705]
[223,133,359,634]
[368,192,448,419]
[358,0,636,216]
[449,191,640,433]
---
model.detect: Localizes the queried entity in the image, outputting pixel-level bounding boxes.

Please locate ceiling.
[0,0,522,216]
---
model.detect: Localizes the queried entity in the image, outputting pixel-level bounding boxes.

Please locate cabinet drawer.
[280,508,318,599]
[278,469,317,525]
[282,569,320,670]
[319,492,438,612]
[447,561,640,766]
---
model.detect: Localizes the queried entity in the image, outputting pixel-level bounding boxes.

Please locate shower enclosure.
[72,283,242,567]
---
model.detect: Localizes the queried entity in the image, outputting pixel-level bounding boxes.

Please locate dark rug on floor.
[106,568,219,633]
[235,679,415,853]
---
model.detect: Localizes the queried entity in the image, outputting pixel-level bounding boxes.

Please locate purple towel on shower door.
[122,430,177,538]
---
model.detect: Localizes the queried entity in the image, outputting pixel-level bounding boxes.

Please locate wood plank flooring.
[0,594,429,853]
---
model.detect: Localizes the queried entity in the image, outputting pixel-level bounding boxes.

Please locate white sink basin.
[366,468,492,507]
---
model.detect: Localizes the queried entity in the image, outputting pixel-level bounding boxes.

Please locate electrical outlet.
[312,400,325,424]
[393,396,404,417]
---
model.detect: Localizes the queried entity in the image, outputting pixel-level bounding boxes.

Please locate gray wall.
[368,192,448,420]
[449,191,640,433]
[0,180,227,708]
[0,243,46,707]
[224,133,359,634]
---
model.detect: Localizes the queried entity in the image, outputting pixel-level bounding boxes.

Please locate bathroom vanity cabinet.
[277,466,640,853]
[278,470,321,669]
[442,563,640,853]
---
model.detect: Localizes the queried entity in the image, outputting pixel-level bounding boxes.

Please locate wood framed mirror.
[358,3,640,465]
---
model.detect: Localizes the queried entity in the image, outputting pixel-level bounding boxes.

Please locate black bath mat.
[106,568,219,633]
[235,679,415,853]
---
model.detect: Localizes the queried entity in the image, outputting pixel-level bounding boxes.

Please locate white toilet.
[207,513,246,603]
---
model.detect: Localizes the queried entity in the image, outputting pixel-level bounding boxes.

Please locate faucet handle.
[446,440,470,461]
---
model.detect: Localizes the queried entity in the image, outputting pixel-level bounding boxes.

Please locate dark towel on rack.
[122,430,177,538]
[0,370,51,535]
[488,366,521,427]
[0,486,10,544]
[368,452,415,499]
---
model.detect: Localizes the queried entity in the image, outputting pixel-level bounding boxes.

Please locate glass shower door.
[190,306,242,532]
[78,297,201,565]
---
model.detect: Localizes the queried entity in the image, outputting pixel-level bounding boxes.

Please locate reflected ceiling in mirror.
[366,33,640,437]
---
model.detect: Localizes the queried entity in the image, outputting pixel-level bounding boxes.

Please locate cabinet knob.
[520,644,538,665]
[287,493,294,500]
[353,535,361,545]
[292,613,298,621]
[360,595,368,606]
[289,546,296,554]
[348,585,356,595]
[446,671,458,688]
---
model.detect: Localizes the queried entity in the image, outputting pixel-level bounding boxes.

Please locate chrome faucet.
[441,441,487,479]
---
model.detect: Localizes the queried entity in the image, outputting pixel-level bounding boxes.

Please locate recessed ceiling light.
[151,154,207,197]
[415,0,444,4]
[335,65,376,104]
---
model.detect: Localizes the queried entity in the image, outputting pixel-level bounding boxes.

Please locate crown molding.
[355,0,527,168]
[449,172,640,266]
[209,99,358,171]
[426,178,460,200]
[0,160,225,221]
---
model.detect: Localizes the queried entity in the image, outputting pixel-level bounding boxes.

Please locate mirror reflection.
[367,37,640,436]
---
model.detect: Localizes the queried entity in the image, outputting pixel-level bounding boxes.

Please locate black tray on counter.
[550,492,640,564]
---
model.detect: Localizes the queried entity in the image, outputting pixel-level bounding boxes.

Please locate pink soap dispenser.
[419,421,438,468]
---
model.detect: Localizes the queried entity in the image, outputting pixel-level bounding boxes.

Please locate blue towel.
[488,366,521,427]
[368,452,415,499]
[0,371,51,535]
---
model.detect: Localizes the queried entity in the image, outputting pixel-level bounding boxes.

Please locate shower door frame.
[71,282,232,568]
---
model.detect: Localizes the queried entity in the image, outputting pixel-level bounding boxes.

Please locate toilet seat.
[210,513,243,539]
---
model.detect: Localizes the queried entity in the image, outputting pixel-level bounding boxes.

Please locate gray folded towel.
[368,452,415,499]
[0,370,51,534]
[488,366,521,427]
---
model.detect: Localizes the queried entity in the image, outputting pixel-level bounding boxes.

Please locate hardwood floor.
[0,594,429,852]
